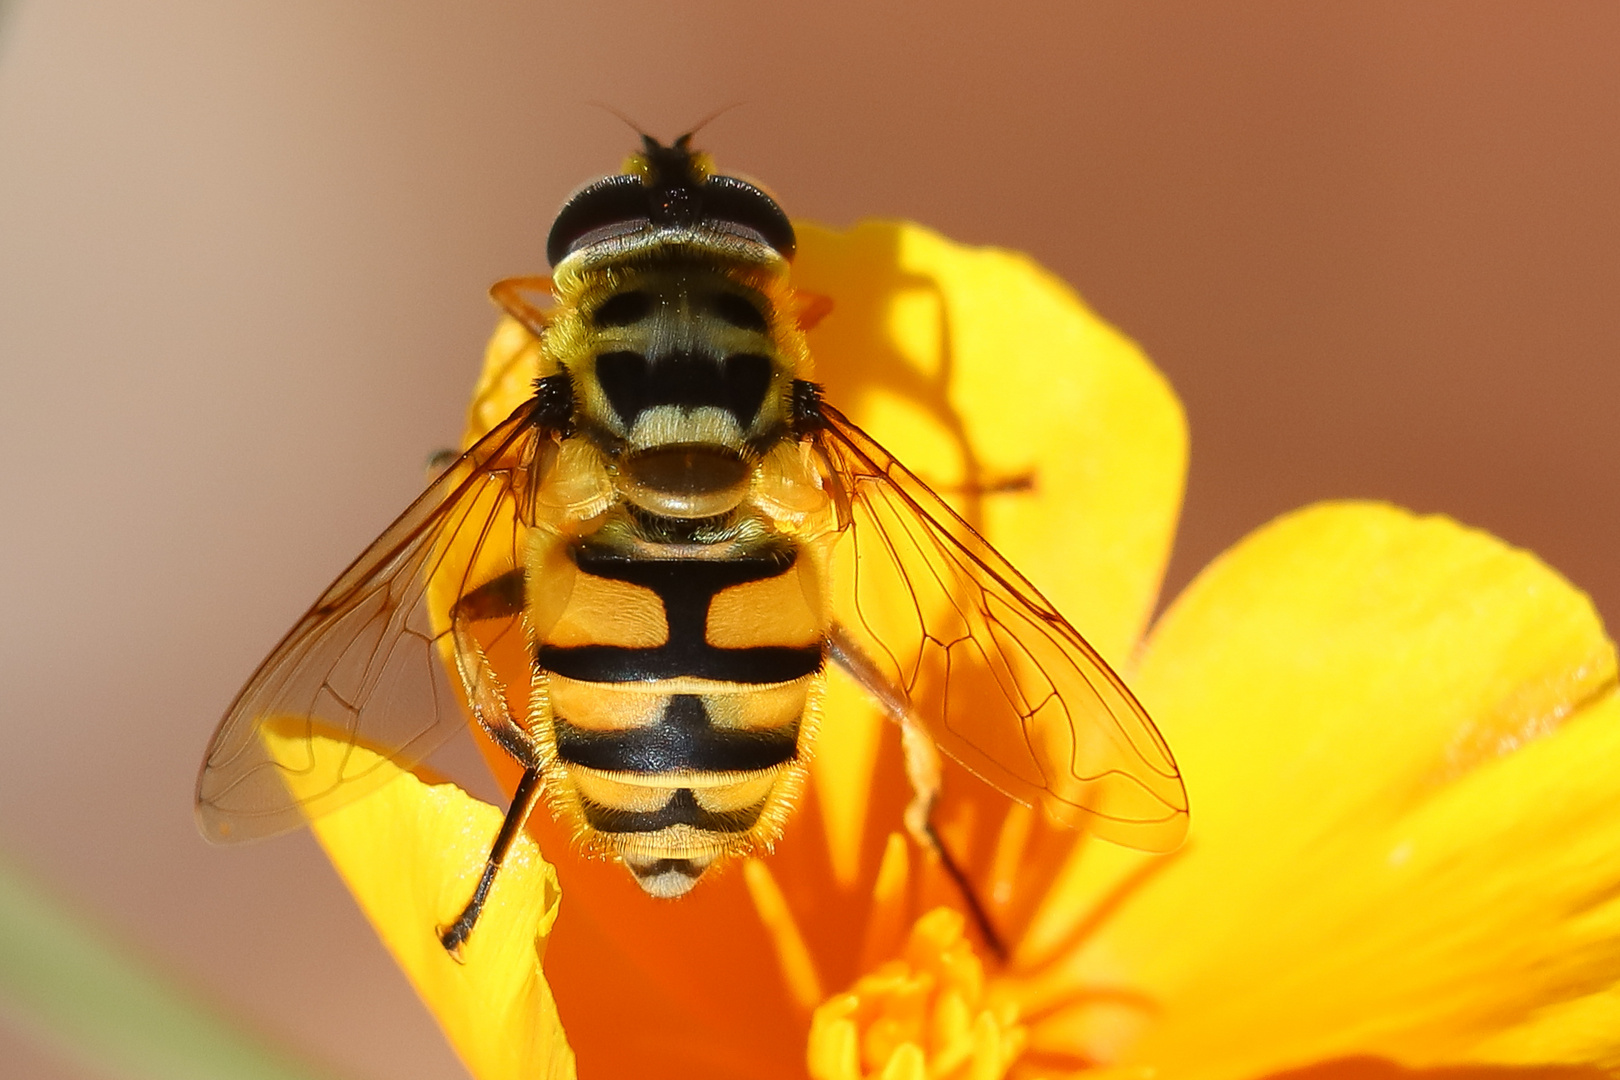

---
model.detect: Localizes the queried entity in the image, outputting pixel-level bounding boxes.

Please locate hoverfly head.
[546,136,795,267]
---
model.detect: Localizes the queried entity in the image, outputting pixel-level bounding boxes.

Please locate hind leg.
[829,624,1006,960]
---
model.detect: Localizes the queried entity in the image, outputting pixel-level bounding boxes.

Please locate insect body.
[509,172,833,902]
[197,135,1188,955]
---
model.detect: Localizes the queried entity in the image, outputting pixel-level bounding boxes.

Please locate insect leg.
[454,566,526,622]
[451,568,544,769]
[826,624,1006,960]
[438,765,546,959]
[488,276,556,339]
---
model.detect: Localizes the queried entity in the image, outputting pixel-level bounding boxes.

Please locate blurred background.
[1,2,1616,1077]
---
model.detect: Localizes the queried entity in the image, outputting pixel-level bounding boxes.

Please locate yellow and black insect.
[196,134,1188,956]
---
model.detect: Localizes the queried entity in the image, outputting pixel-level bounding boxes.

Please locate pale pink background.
[1,3,1617,1078]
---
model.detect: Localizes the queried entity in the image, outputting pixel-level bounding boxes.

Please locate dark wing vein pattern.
[812,403,1188,851]
[195,402,541,842]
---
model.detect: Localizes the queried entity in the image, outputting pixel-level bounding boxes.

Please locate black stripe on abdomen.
[554,695,798,773]
[538,541,826,685]
[540,642,821,683]
[580,788,765,834]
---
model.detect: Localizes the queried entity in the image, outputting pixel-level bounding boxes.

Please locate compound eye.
[546,175,649,266]
[699,176,796,258]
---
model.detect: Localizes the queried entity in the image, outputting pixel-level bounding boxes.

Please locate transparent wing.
[196,401,543,842]
[812,402,1188,851]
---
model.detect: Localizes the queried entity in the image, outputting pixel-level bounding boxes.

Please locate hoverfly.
[197,134,1188,957]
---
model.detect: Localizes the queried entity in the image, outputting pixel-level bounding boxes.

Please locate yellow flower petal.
[1028,502,1619,1080]
[793,221,1186,663]
[263,725,575,1080]
[330,209,1620,1080]
[790,221,1187,883]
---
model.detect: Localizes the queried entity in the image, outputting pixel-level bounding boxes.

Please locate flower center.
[807,908,1026,1080]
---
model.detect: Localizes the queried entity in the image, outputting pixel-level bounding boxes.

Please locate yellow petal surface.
[793,221,1185,664]
[791,221,1187,882]
[263,725,575,1080]
[1025,502,1620,1080]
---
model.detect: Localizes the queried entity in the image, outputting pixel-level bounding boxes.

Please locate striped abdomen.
[528,528,826,897]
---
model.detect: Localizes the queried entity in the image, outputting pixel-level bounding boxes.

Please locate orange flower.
[284,222,1620,1080]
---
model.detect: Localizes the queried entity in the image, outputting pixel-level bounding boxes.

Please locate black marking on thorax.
[538,540,824,684]
[554,695,798,775]
[595,349,772,430]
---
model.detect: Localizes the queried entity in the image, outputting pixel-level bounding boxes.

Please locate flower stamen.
[985,804,1036,911]
[743,856,825,1010]
[861,832,914,972]
[809,908,1027,1080]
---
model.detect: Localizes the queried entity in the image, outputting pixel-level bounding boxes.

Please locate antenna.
[678,101,745,141]
[583,101,746,148]
[586,101,653,140]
